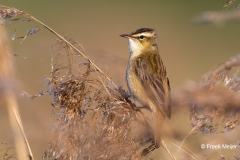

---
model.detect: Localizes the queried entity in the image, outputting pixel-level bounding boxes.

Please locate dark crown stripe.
[130,28,155,35]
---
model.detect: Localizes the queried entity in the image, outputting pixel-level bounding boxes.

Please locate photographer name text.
[201,144,238,150]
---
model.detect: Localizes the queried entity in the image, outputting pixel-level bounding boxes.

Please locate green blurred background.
[1,1,240,159]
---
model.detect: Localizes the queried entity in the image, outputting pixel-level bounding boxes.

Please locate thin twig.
[7,91,34,160]
[166,139,200,160]
[161,140,176,160]
[176,121,202,159]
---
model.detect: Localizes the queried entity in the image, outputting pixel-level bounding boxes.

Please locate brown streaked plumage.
[120,28,171,148]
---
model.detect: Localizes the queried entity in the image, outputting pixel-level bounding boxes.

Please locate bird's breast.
[126,62,146,104]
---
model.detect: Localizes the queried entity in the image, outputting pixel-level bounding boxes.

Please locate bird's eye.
[139,35,144,39]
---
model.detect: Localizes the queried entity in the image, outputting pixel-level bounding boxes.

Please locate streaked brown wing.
[134,54,171,118]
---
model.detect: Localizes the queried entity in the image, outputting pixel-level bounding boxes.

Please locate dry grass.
[0,21,32,159]
[1,4,240,160]
[41,37,154,160]
[172,54,240,134]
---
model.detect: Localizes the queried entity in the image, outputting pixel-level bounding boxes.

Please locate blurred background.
[1,1,240,159]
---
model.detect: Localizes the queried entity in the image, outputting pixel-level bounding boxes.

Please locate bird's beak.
[120,34,130,38]
[120,34,135,39]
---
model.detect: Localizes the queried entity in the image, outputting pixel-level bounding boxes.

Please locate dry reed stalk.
[0,25,33,159]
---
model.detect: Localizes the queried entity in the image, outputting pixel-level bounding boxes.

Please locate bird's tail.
[153,110,165,148]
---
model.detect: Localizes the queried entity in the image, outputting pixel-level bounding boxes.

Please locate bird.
[120,28,171,148]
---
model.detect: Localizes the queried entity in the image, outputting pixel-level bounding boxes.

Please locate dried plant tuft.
[41,37,155,160]
[172,55,240,135]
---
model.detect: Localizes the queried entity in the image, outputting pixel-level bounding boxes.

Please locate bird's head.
[120,28,158,56]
